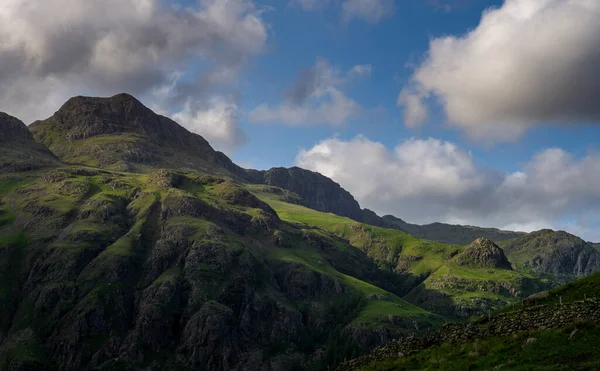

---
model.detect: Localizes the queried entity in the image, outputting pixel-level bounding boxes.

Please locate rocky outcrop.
[501,229,600,278]
[455,238,512,270]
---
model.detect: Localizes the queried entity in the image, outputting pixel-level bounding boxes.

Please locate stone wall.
[336,298,600,371]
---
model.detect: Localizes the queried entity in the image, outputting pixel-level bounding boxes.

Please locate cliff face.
[246,167,382,226]
[501,229,600,278]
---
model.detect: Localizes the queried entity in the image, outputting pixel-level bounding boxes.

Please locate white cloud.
[342,0,396,23]
[292,0,395,23]
[347,64,373,79]
[0,0,268,151]
[248,58,367,126]
[292,0,329,11]
[398,0,600,140]
[296,135,600,241]
[173,96,246,155]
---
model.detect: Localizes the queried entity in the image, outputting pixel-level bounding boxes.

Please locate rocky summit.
[500,229,600,281]
[455,238,513,270]
[1,93,600,371]
[29,94,243,175]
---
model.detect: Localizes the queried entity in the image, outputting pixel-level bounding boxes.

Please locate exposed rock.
[245,167,383,226]
[455,238,512,270]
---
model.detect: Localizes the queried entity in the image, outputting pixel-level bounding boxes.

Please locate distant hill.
[382,215,525,245]
[500,229,600,282]
[0,112,58,172]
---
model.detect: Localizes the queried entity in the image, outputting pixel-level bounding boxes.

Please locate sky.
[2,0,600,240]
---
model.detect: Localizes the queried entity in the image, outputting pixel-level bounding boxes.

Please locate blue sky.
[230,0,600,171]
[235,0,507,169]
[2,0,600,239]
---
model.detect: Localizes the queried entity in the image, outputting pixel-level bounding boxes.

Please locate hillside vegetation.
[1,93,599,371]
[248,185,549,319]
[345,272,600,371]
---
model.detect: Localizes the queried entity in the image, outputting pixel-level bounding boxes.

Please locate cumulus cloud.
[0,0,268,151]
[249,58,368,126]
[292,0,395,23]
[296,136,600,241]
[342,0,396,23]
[172,96,246,155]
[292,0,329,11]
[399,0,600,140]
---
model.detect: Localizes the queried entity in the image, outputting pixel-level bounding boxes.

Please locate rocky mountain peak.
[245,166,383,226]
[45,93,207,148]
[500,229,600,278]
[0,112,57,171]
[27,93,243,173]
[0,112,35,143]
[455,238,512,269]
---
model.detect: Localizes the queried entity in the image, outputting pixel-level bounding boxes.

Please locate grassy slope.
[495,271,600,315]
[357,273,600,371]
[180,182,438,329]
[356,323,600,371]
[247,185,542,317]
[0,167,437,356]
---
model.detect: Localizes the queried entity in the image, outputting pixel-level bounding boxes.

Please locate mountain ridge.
[2,93,599,371]
[0,112,58,172]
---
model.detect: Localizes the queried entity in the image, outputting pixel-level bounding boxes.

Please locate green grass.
[153,268,181,285]
[248,184,458,276]
[543,271,600,303]
[1,331,48,366]
[357,322,600,371]
[249,184,541,315]
[266,241,437,329]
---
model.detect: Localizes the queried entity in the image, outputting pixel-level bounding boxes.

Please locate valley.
[1,94,599,371]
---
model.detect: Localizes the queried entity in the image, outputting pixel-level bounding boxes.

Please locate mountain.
[27,94,383,228]
[454,238,512,270]
[1,93,598,371]
[0,112,57,172]
[29,94,245,177]
[500,229,600,281]
[250,185,548,320]
[246,167,383,226]
[1,95,442,371]
[382,215,526,245]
